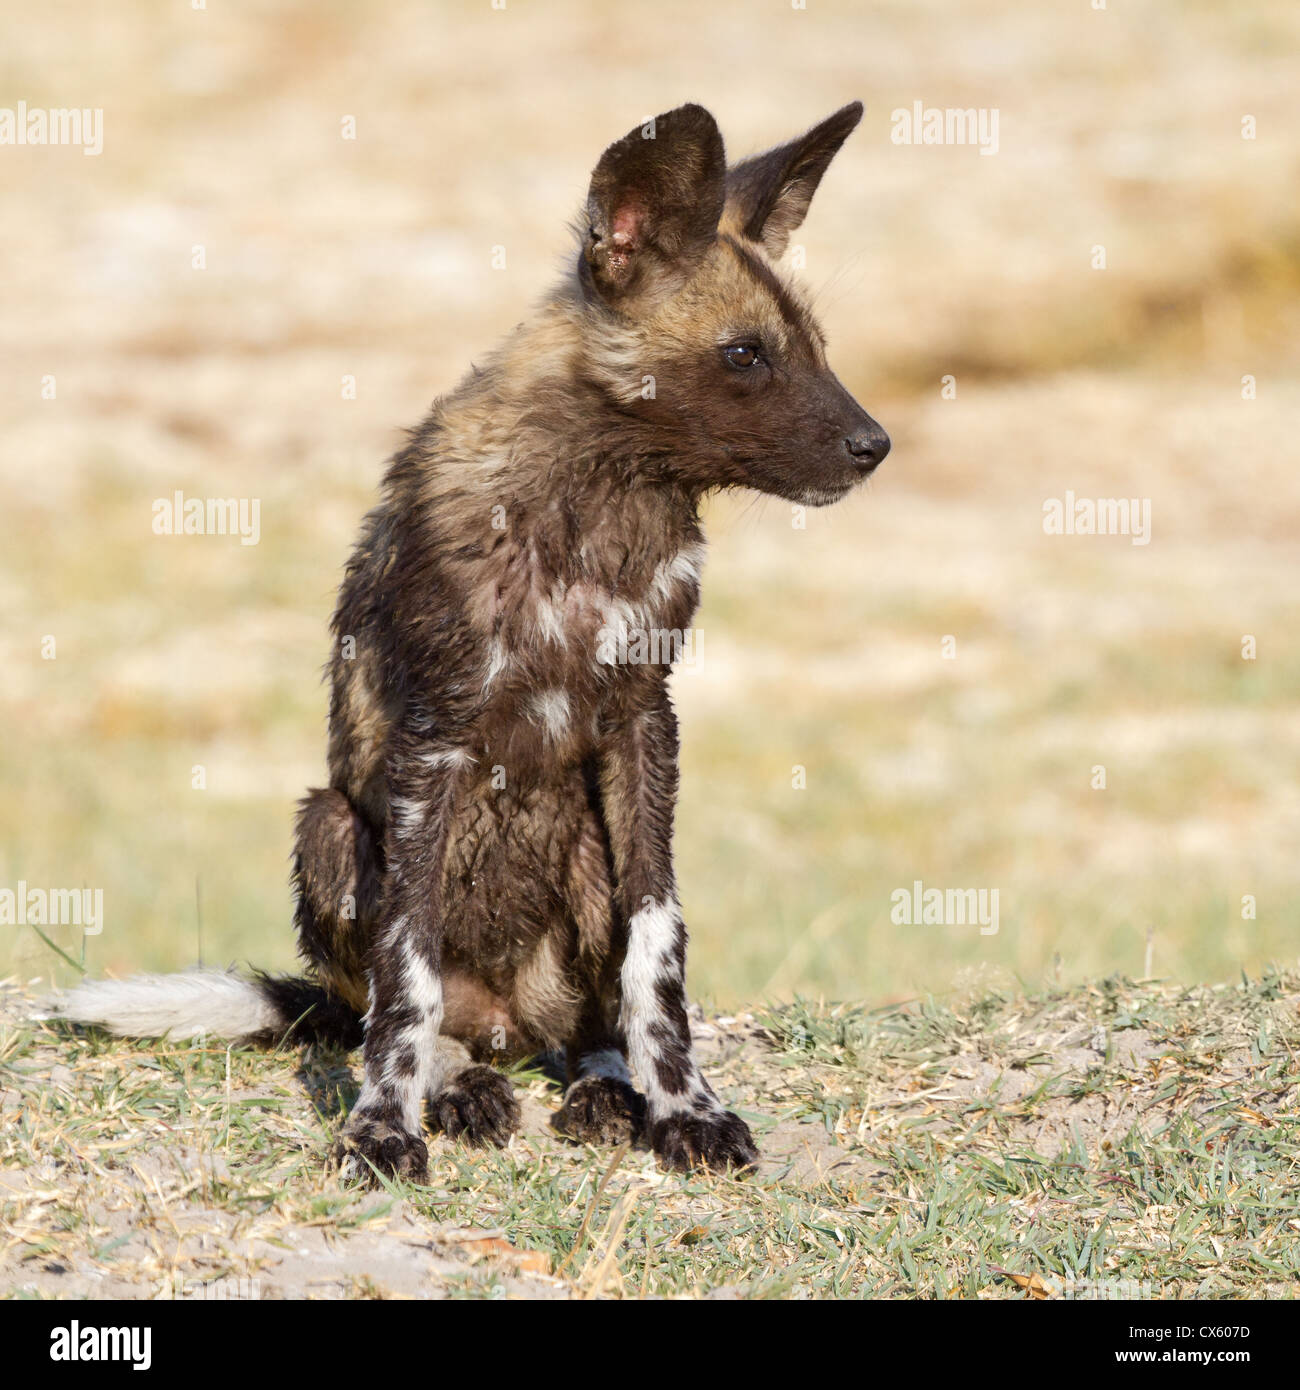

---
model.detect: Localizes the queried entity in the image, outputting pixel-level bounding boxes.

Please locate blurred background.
[2,0,1297,1006]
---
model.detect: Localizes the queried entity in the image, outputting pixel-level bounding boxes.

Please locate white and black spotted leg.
[598,687,758,1172]
[335,741,471,1184]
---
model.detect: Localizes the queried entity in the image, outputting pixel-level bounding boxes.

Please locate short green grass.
[3,971,1296,1299]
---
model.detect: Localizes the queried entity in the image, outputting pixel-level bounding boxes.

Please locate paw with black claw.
[552,1075,646,1146]
[428,1065,521,1147]
[650,1107,758,1173]
[334,1111,429,1185]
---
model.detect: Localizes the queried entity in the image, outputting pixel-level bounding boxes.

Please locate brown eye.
[723,343,762,369]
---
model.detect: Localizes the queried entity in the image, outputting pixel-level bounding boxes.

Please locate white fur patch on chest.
[531,541,706,665]
[475,538,706,702]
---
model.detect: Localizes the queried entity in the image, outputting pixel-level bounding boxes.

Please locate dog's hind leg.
[293,787,380,1014]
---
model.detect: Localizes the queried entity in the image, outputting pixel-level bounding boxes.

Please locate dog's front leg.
[599,684,758,1172]
[334,736,469,1184]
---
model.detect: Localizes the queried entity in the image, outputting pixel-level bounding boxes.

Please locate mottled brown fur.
[295,102,889,1180]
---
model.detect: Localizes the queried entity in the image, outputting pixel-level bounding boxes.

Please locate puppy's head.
[578,102,888,505]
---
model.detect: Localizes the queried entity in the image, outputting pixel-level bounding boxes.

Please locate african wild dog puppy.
[51,102,889,1179]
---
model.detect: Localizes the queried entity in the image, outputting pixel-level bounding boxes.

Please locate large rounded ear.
[582,104,726,308]
[724,101,863,259]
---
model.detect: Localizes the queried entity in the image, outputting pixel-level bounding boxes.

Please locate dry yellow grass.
[2,0,1298,1005]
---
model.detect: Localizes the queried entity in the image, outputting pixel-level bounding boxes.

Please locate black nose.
[846,427,890,471]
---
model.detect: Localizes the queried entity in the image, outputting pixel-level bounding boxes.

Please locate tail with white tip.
[37,969,362,1048]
